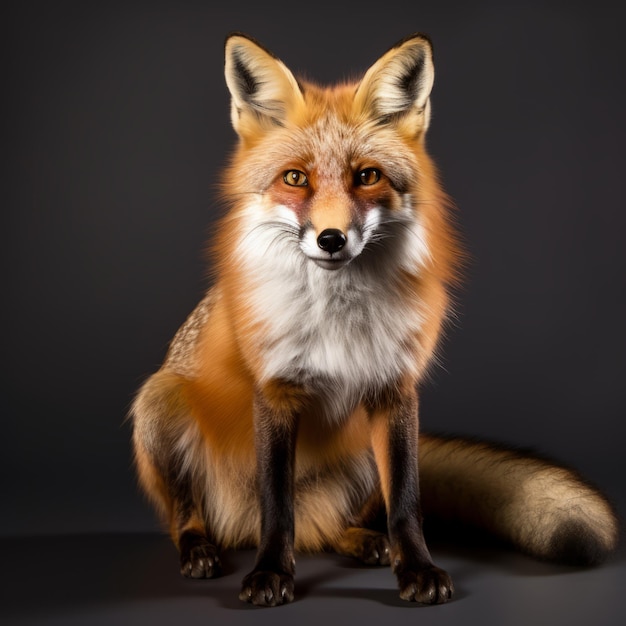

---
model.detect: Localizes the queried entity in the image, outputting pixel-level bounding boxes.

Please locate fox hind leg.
[132,370,222,579]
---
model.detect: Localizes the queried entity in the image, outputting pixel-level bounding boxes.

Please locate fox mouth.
[308,255,352,270]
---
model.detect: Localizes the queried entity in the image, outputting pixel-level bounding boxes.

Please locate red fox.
[131,32,618,607]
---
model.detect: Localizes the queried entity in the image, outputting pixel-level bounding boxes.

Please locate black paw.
[358,531,391,566]
[239,570,295,607]
[396,565,454,604]
[180,540,222,579]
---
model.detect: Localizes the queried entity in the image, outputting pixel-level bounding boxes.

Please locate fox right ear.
[224,34,304,139]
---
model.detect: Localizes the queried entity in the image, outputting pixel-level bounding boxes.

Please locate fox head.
[221,33,449,276]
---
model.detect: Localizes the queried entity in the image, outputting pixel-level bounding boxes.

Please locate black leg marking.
[370,387,454,604]
[149,431,223,581]
[239,390,298,607]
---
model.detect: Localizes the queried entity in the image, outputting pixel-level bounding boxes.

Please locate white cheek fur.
[398,194,432,272]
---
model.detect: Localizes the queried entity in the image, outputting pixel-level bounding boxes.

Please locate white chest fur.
[234,203,429,417]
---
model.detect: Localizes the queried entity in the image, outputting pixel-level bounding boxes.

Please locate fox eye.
[283,170,308,187]
[357,168,381,186]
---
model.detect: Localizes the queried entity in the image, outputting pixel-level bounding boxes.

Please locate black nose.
[317,229,347,254]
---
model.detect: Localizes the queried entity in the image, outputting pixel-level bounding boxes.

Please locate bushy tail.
[418,434,619,565]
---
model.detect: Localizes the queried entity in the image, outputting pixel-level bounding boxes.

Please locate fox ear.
[224,33,304,138]
[355,34,435,133]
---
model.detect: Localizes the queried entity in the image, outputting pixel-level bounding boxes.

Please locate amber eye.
[283,170,308,187]
[357,168,381,186]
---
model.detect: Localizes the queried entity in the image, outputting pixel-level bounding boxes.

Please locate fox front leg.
[368,385,454,604]
[239,386,300,607]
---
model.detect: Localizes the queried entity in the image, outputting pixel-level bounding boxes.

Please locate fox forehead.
[228,93,419,193]
[298,115,418,190]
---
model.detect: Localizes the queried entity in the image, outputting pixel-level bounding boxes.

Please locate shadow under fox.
[131,32,618,607]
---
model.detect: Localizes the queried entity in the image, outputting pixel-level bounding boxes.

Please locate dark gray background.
[3,1,626,624]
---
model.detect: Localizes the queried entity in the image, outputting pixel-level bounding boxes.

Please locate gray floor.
[3,529,624,626]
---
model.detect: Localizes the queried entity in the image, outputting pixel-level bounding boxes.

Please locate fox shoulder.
[164,288,220,377]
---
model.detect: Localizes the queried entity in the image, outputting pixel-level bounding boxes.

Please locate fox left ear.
[224,33,304,139]
[355,34,435,134]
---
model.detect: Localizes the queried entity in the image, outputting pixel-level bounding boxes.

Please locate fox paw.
[354,530,391,565]
[239,570,295,607]
[336,527,391,566]
[396,565,454,604]
[180,539,222,579]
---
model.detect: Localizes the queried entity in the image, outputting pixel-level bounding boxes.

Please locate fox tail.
[418,434,619,565]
